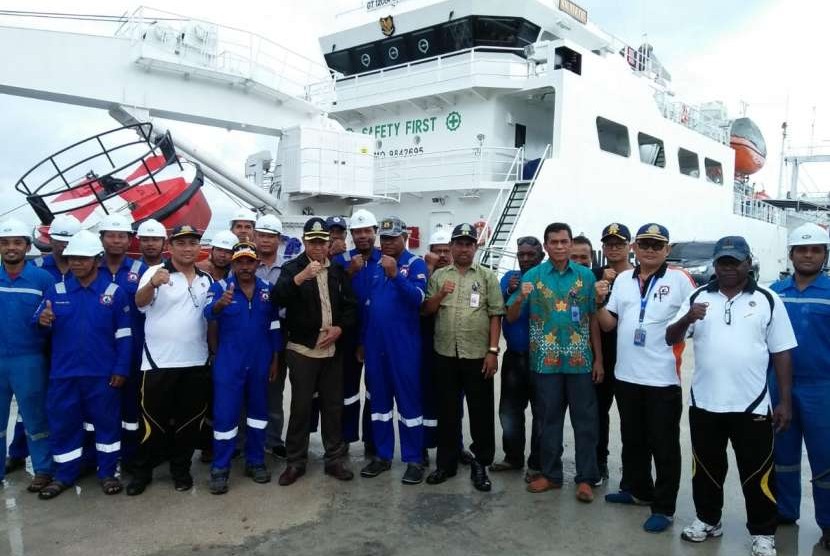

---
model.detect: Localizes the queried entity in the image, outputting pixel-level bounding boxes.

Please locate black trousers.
[595,357,616,468]
[689,406,777,535]
[133,366,210,481]
[285,350,347,469]
[616,379,682,515]
[498,350,539,469]
[434,354,495,472]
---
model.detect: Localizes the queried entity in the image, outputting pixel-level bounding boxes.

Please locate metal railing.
[734,193,786,225]
[655,94,730,144]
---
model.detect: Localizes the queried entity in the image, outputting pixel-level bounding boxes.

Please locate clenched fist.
[440,280,456,297]
[380,255,398,278]
[686,302,708,323]
[152,268,171,287]
[595,280,610,304]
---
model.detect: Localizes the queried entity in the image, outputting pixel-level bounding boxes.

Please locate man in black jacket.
[273,217,357,485]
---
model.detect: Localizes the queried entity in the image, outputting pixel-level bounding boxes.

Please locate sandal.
[100,477,123,495]
[38,480,71,500]
[27,473,53,493]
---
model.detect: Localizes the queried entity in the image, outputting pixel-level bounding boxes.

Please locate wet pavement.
[2,353,825,556]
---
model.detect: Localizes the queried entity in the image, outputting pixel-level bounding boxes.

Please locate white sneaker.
[681,518,724,543]
[750,535,777,556]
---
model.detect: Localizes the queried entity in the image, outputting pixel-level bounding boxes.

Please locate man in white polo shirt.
[126,224,214,496]
[595,223,695,533]
[666,236,795,556]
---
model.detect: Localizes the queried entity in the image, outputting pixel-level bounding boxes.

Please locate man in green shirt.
[508,222,604,502]
[423,223,505,492]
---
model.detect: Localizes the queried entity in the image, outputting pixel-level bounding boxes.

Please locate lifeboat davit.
[15,123,211,255]
[730,117,767,175]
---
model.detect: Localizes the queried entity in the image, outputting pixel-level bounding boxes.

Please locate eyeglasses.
[723,297,738,325]
[187,285,200,309]
[602,241,628,249]
[636,240,666,251]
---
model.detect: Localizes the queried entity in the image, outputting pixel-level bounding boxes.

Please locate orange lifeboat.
[730,117,766,176]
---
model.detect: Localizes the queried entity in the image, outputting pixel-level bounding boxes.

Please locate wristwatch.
[488,347,500,355]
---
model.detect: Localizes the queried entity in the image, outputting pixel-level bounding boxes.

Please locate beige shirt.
[287,259,335,359]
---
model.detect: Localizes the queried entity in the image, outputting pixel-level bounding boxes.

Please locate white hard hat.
[49,214,82,241]
[136,219,167,238]
[98,213,133,233]
[229,208,257,226]
[0,218,32,240]
[211,230,239,250]
[255,214,283,235]
[63,229,104,257]
[429,229,451,246]
[350,209,378,230]
[788,223,830,247]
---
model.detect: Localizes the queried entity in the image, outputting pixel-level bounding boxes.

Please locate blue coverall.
[38,273,132,483]
[770,274,830,529]
[204,277,283,471]
[362,251,427,463]
[34,254,69,283]
[0,263,54,480]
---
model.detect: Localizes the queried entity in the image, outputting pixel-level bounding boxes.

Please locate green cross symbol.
[446,111,462,131]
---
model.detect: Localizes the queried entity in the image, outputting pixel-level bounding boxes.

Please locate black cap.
[713,236,751,262]
[601,223,631,242]
[325,216,347,231]
[451,223,478,241]
[169,224,202,240]
[303,217,330,241]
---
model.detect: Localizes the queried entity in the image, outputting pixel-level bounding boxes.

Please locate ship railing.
[734,193,786,225]
[115,6,335,109]
[477,246,519,277]
[374,146,523,200]
[479,147,529,241]
[655,93,730,144]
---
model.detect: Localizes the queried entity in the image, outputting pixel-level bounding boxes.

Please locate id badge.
[571,305,581,323]
[633,327,647,347]
[469,292,481,308]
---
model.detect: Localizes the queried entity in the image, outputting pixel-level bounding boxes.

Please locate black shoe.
[126,478,151,496]
[245,464,272,484]
[4,457,26,474]
[470,461,492,492]
[459,449,474,466]
[209,470,229,495]
[360,459,391,478]
[324,462,354,481]
[402,464,425,485]
[271,445,287,459]
[173,473,193,492]
[426,468,456,485]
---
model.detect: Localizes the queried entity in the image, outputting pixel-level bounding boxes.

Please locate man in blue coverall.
[770,223,830,549]
[359,217,428,484]
[205,242,282,494]
[0,218,54,493]
[35,230,132,499]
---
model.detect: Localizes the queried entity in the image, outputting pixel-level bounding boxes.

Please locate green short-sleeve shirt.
[428,263,505,359]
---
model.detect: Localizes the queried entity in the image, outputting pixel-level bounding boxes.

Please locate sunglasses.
[636,240,667,251]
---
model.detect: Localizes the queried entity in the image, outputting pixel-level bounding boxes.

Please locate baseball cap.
[379,216,406,238]
[325,216,347,231]
[635,223,670,243]
[713,236,751,262]
[231,241,258,261]
[601,223,631,242]
[303,217,330,241]
[169,224,203,240]
[451,223,478,241]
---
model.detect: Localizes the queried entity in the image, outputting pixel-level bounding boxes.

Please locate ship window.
[474,17,520,48]
[380,36,408,66]
[705,158,723,184]
[678,148,700,177]
[596,117,630,157]
[407,27,438,61]
[517,20,542,48]
[440,18,474,52]
[637,133,665,167]
[351,43,382,72]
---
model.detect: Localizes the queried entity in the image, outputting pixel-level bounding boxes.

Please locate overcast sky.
[0,0,827,228]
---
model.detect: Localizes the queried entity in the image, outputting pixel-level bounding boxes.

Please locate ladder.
[480,181,530,268]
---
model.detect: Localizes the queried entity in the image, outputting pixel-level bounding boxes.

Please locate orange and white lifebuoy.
[473,219,490,246]
[680,104,690,124]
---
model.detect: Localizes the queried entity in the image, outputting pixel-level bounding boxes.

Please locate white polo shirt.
[606,264,695,387]
[138,261,213,371]
[671,281,797,415]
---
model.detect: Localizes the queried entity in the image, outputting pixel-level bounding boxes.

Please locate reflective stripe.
[418,289,425,303]
[344,393,361,406]
[53,447,83,463]
[30,431,49,441]
[213,427,238,440]
[83,422,95,432]
[115,328,131,339]
[398,415,424,427]
[130,260,143,274]
[218,279,227,289]
[55,282,67,294]
[0,286,43,296]
[422,419,438,427]
[246,417,267,429]
[371,411,394,422]
[96,441,121,453]
[34,257,44,267]
[781,297,830,306]
[104,283,118,297]
[775,463,801,473]
[364,391,371,400]
[121,421,139,431]
[270,320,280,330]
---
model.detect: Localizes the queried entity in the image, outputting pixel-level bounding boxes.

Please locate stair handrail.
[481,146,525,238]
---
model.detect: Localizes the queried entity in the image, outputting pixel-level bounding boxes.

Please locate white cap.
[98,213,133,233]
[429,229,451,246]
[350,209,377,230]
[0,218,32,240]
[211,230,239,250]
[788,223,830,247]
[49,214,82,241]
[229,208,257,226]
[136,219,167,238]
[63,230,104,257]
[255,214,283,235]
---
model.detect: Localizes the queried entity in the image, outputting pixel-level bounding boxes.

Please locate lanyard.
[637,274,659,325]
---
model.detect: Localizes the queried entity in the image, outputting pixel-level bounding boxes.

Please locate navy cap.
[379,216,406,237]
[713,236,751,262]
[303,217,329,241]
[169,224,202,240]
[325,215,347,231]
[635,223,669,243]
[451,223,478,241]
[601,223,631,242]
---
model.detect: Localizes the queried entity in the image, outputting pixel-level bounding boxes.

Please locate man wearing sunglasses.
[666,235,795,556]
[595,223,695,533]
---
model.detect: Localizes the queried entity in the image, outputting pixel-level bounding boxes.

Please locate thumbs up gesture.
[39,300,55,327]
[216,283,235,310]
